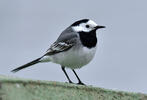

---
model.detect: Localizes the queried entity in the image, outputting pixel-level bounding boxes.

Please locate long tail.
[11,57,42,73]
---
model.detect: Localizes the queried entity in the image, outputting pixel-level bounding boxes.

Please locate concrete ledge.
[0,75,147,100]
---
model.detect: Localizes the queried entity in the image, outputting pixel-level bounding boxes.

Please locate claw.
[77,82,85,85]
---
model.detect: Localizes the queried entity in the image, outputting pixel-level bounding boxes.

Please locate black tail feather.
[11,57,42,73]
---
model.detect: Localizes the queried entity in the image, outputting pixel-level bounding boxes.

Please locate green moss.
[0,75,147,100]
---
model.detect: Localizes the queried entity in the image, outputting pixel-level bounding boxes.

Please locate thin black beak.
[95,25,106,29]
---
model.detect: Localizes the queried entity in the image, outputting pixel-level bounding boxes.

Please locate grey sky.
[0,0,147,93]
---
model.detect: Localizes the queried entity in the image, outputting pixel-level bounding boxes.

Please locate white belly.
[45,46,97,69]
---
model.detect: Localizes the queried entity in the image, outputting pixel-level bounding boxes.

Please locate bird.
[11,19,105,85]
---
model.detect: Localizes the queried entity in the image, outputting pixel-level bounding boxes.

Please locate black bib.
[78,30,97,48]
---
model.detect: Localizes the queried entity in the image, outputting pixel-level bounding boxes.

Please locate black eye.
[86,25,90,28]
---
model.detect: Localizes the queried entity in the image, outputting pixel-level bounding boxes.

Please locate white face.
[72,20,98,32]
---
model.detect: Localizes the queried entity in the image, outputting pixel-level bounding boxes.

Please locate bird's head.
[71,19,105,33]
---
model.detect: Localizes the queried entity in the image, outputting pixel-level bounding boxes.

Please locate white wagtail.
[11,19,105,85]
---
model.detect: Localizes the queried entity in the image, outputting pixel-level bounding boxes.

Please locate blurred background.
[0,0,147,93]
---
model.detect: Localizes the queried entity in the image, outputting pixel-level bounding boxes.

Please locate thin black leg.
[72,69,85,85]
[61,66,73,83]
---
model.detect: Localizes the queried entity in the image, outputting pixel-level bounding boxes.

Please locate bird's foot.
[77,82,85,85]
[65,80,74,84]
[65,81,85,85]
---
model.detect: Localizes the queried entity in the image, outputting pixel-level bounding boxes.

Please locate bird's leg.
[61,66,73,83]
[72,69,85,85]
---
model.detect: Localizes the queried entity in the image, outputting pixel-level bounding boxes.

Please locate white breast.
[48,46,97,69]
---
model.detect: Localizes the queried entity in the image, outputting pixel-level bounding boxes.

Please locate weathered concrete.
[0,75,147,100]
